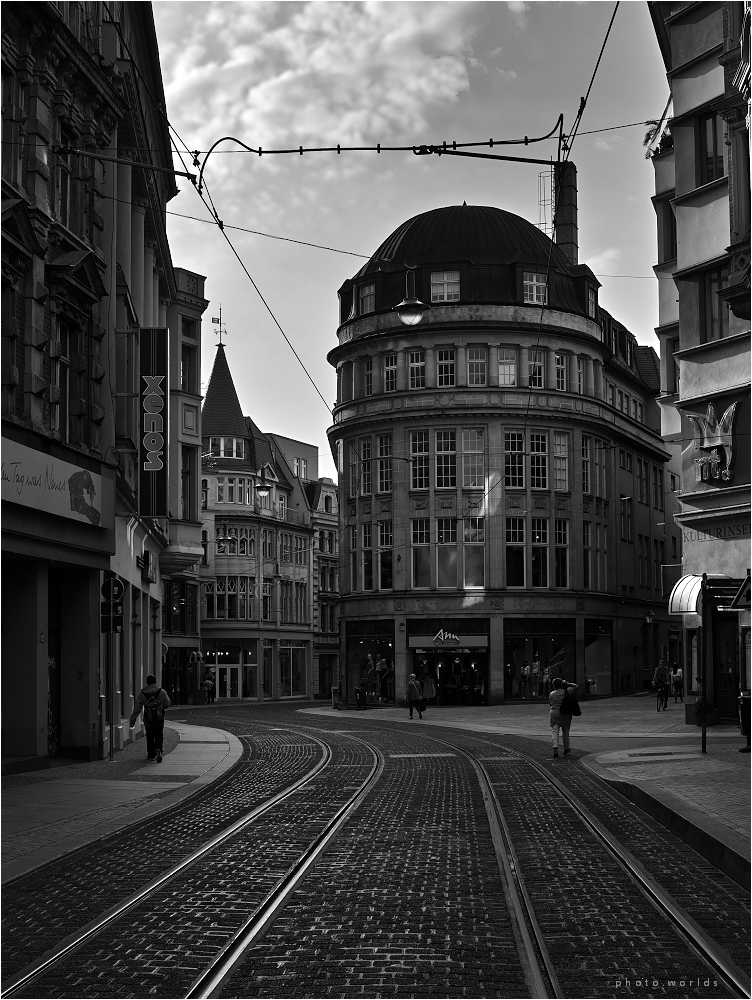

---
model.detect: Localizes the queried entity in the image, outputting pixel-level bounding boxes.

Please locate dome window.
[359,283,375,315]
[431,270,460,302]
[523,272,548,305]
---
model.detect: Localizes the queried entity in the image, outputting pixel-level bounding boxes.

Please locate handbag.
[560,689,582,717]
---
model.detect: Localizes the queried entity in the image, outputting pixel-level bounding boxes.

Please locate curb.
[581,756,750,889]
[1,724,243,885]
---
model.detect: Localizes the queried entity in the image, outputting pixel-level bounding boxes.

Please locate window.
[435,430,457,488]
[181,316,197,339]
[362,523,373,591]
[412,518,431,588]
[364,358,373,396]
[636,459,646,504]
[582,436,592,494]
[349,444,358,498]
[523,272,547,304]
[530,433,548,489]
[431,270,460,302]
[531,518,548,588]
[201,530,209,565]
[55,136,73,229]
[671,534,678,560]
[464,516,485,588]
[702,267,730,341]
[499,349,517,386]
[437,517,457,588]
[52,318,73,442]
[505,431,524,488]
[588,287,597,319]
[359,437,372,495]
[227,477,236,504]
[384,353,397,392]
[180,447,193,520]
[437,348,455,387]
[670,473,677,492]
[583,521,592,590]
[553,432,568,491]
[262,528,276,559]
[409,350,425,389]
[528,350,544,389]
[555,353,567,391]
[180,345,196,393]
[281,581,293,622]
[293,457,308,479]
[209,437,244,459]
[359,283,375,315]
[554,519,569,588]
[506,517,525,587]
[378,434,392,493]
[467,347,486,386]
[262,580,274,621]
[216,477,225,503]
[577,358,584,395]
[294,583,307,623]
[462,428,484,487]
[324,494,332,513]
[698,112,725,185]
[378,520,393,590]
[620,496,632,542]
[654,539,665,591]
[293,536,306,565]
[201,478,208,510]
[652,465,664,510]
[608,383,615,408]
[638,534,648,587]
[411,430,429,489]
[349,526,357,591]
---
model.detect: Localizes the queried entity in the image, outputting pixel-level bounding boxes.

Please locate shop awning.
[669,574,745,615]
[669,575,703,615]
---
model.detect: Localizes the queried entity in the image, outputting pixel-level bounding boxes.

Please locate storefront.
[344,619,396,705]
[407,619,490,706]
[503,619,576,699]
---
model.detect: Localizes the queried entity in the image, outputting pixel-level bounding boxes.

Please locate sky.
[153,0,670,480]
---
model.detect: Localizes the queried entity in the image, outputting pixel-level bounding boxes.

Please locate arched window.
[324,495,332,513]
[320,567,327,591]
[319,530,325,551]
[239,538,247,555]
[328,531,335,553]
[329,566,337,591]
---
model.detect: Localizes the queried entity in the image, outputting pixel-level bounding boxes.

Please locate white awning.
[669,575,704,615]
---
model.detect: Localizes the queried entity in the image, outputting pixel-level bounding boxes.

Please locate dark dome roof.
[356,204,571,277]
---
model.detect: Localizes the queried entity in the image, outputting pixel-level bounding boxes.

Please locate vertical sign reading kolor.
[139,328,168,518]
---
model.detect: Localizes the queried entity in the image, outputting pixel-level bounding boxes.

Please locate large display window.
[504,618,575,700]
[345,620,395,705]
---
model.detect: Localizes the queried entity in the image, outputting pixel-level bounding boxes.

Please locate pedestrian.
[653,659,670,710]
[130,674,171,762]
[203,669,216,704]
[548,676,579,758]
[671,662,684,703]
[521,661,530,699]
[406,673,423,719]
[542,664,551,697]
[532,654,541,697]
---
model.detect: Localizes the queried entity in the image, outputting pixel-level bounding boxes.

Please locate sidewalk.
[1,723,242,884]
[301,695,751,886]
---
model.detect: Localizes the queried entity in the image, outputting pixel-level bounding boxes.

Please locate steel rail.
[510,748,751,1000]
[462,749,563,999]
[375,723,749,1000]
[185,735,385,999]
[0,733,332,999]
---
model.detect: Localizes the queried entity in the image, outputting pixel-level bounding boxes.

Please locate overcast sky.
[153,0,669,480]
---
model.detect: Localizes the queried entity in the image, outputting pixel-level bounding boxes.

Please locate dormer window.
[523,272,547,305]
[210,436,245,459]
[588,287,597,319]
[431,271,460,302]
[359,283,375,315]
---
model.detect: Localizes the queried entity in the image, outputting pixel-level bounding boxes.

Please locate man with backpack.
[130,674,171,762]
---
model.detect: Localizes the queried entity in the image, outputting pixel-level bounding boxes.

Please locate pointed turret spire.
[201,344,248,439]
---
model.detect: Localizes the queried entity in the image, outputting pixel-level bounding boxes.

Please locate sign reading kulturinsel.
[139,328,168,518]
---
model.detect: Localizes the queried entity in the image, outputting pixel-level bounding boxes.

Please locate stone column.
[143,242,156,328]
[488,345,499,387]
[545,348,557,390]
[456,345,467,387]
[396,349,407,391]
[371,354,382,395]
[585,357,595,397]
[353,358,363,399]
[130,202,146,326]
[593,359,604,400]
[116,155,132,289]
[425,347,436,388]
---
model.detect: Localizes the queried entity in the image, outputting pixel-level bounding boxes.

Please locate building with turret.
[327,180,679,707]
[198,346,337,701]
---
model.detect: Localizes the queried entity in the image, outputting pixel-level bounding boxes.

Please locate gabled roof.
[245,417,292,491]
[201,345,248,439]
[633,346,660,393]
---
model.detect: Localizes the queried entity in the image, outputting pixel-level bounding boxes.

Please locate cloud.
[595,138,612,152]
[506,1,528,28]
[586,247,622,275]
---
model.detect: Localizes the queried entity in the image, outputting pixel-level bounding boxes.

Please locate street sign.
[101,602,124,617]
[102,578,124,602]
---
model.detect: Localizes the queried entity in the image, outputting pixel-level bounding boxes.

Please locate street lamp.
[255,470,271,499]
[645,610,655,626]
[394,267,427,327]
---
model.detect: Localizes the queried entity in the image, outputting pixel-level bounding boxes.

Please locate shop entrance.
[715,616,739,721]
[412,649,488,706]
[504,618,575,700]
[218,665,240,699]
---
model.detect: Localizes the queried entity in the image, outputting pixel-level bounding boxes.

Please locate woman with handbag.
[548,677,580,758]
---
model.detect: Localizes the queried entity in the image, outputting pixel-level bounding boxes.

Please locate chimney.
[554,161,578,266]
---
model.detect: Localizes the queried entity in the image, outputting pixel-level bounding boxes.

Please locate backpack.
[143,688,165,725]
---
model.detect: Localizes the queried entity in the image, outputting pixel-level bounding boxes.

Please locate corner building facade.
[328,201,677,706]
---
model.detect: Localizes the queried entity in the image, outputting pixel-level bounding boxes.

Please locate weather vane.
[212,306,227,346]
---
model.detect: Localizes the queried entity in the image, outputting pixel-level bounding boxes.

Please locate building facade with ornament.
[649,1,750,723]
[327,179,681,707]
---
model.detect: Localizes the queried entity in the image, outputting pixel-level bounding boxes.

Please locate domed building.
[327,189,681,707]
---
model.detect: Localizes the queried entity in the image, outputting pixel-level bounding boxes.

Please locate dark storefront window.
[584,619,613,696]
[345,620,395,706]
[163,581,199,635]
[504,618,575,699]
[407,618,490,706]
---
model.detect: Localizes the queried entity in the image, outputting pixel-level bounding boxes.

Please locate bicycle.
[656,682,669,712]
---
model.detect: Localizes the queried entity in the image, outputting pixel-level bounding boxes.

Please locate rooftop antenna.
[211,306,227,346]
